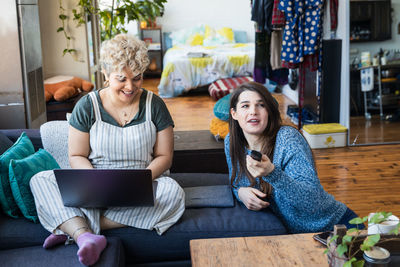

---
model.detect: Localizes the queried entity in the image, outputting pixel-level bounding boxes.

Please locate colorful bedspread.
[158,43,254,98]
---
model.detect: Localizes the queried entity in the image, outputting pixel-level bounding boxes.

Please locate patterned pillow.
[9,148,60,222]
[0,132,35,218]
[208,76,253,101]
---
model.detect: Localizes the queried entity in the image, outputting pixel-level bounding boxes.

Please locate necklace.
[119,106,134,126]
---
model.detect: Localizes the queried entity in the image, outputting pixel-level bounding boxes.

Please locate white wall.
[157,0,255,42]
[38,0,90,80]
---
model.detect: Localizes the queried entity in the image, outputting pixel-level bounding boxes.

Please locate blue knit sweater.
[224,126,347,233]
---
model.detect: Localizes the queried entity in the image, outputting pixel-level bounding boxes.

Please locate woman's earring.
[103,80,110,87]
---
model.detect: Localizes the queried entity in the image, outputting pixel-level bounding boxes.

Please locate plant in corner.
[57,0,167,57]
[325,211,400,267]
[99,0,167,41]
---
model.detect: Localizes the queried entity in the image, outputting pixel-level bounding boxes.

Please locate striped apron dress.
[30,91,185,236]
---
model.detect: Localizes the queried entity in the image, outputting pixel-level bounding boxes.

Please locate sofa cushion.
[9,149,60,222]
[0,237,125,267]
[0,132,13,154]
[0,212,48,250]
[184,185,234,208]
[104,200,287,264]
[40,120,70,169]
[0,132,35,218]
[101,173,287,264]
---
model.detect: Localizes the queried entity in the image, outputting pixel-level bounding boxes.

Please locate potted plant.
[57,0,168,55]
[326,212,400,267]
[99,0,167,41]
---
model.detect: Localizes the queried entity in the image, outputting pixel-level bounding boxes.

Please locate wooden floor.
[143,78,400,219]
[350,115,400,145]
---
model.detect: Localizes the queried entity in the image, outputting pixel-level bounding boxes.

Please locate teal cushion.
[0,132,35,218]
[9,149,60,222]
[213,93,231,121]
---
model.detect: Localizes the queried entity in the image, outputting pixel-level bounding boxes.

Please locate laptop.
[54,169,156,208]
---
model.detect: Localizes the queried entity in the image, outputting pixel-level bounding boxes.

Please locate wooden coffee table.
[190,233,328,267]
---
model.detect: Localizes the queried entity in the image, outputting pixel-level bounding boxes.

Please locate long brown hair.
[228,82,282,198]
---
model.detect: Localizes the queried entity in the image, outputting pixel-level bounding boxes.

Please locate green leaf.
[347,228,358,234]
[68,49,76,53]
[59,14,67,20]
[352,259,365,267]
[323,248,329,254]
[337,243,348,257]
[66,36,71,40]
[349,217,364,225]
[57,27,64,32]
[343,258,356,267]
[63,49,68,56]
[362,234,380,249]
[343,235,353,244]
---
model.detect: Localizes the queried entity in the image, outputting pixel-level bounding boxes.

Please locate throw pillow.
[210,117,229,140]
[208,76,253,101]
[213,94,231,121]
[0,132,35,218]
[9,148,60,222]
[203,26,236,46]
[0,131,13,154]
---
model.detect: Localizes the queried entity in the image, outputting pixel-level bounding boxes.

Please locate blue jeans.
[337,208,365,230]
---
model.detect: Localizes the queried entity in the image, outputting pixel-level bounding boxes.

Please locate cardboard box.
[302,123,347,149]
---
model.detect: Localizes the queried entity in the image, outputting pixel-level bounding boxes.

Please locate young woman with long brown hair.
[225,82,361,233]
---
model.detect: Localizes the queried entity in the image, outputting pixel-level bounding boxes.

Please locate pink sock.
[76,232,107,266]
[43,233,68,249]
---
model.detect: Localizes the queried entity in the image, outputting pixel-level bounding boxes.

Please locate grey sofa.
[0,122,288,266]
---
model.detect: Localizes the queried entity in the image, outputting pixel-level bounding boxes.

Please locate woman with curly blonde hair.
[30,34,185,266]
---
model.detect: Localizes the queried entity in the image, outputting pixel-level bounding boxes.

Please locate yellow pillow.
[217,27,234,42]
[187,33,204,46]
[204,25,216,39]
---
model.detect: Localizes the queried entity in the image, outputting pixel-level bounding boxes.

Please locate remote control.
[250,150,262,161]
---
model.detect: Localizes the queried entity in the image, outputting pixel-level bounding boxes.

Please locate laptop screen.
[54,169,155,208]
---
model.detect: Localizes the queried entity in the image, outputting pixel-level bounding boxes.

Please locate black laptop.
[54,169,156,208]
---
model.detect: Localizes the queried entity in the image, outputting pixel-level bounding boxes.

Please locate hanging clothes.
[251,0,274,33]
[253,31,271,84]
[270,30,283,70]
[271,0,285,29]
[330,0,339,32]
[278,0,324,64]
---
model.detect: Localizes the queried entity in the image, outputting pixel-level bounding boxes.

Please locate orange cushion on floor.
[208,77,253,101]
[210,117,229,140]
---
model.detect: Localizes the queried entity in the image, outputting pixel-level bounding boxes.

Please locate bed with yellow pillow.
[158,25,254,98]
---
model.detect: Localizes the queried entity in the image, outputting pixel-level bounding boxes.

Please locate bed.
[158,28,254,98]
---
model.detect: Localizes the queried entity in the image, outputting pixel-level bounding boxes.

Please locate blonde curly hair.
[100,34,149,76]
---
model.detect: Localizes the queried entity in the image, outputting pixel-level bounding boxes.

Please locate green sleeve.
[151,94,174,132]
[68,94,95,132]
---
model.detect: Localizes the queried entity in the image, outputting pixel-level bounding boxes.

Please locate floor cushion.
[210,117,229,140]
[213,93,231,121]
[208,76,253,101]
